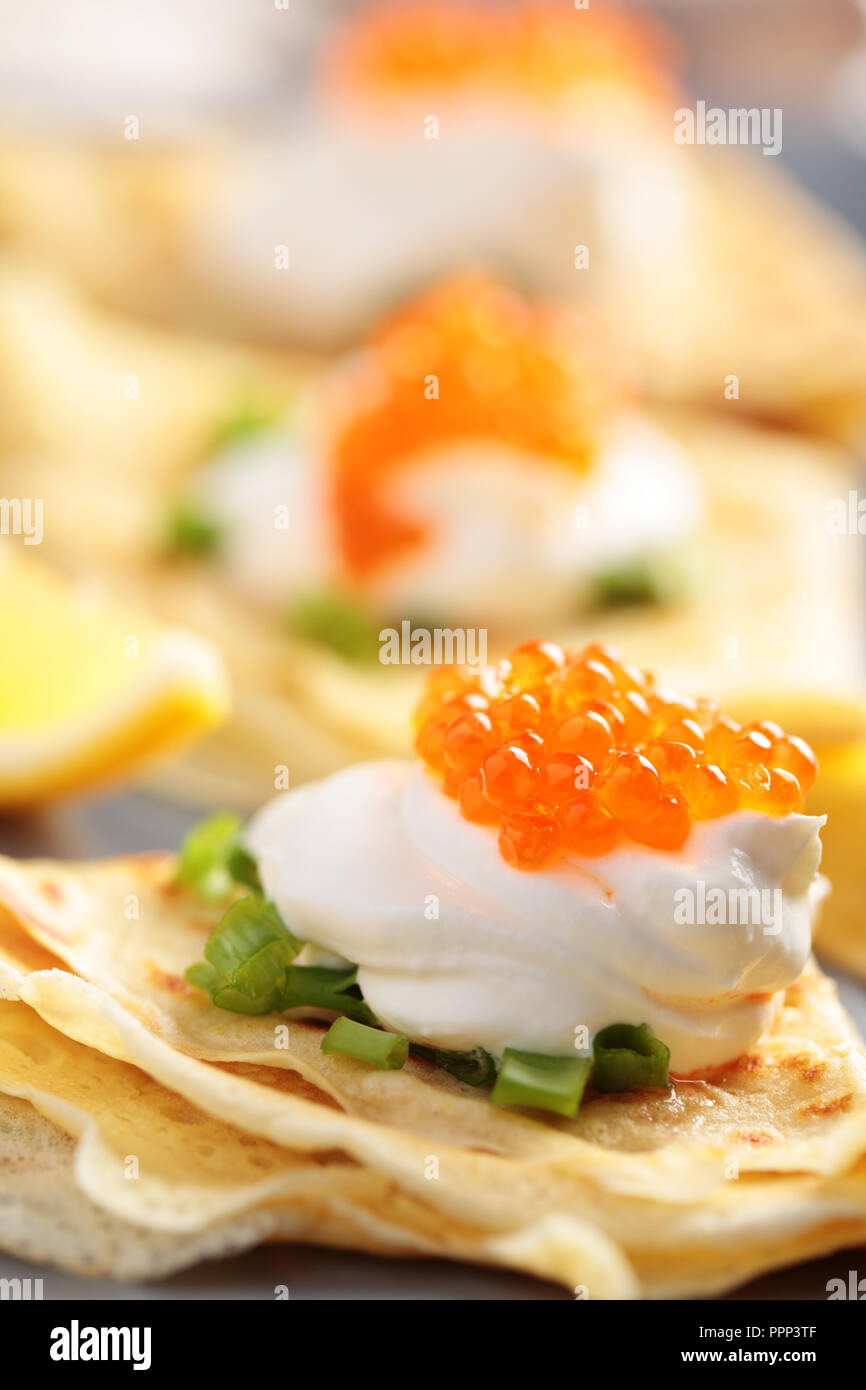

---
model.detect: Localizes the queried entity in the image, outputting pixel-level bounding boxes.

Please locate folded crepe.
[1,851,866,1298]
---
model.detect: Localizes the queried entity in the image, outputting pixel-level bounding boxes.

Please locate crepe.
[2,850,866,1297]
[1,131,865,443]
[0,256,303,569]
[0,1089,282,1281]
[600,151,866,445]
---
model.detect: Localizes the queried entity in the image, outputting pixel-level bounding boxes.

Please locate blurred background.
[1,0,866,828]
[1,0,864,232]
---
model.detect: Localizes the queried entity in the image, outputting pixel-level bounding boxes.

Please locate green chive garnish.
[186,895,304,1015]
[210,399,283,452]
[490,1049,591,1117]
[281,964,377,1024]
[176,812,259,900]
[226,844,263,894]
[164,506,223,557]
[592,1022,670,1093]
[287,590,379,662]
[320,1017,408,1070]
[410,1044,497,1087]
[184,961,221,996]
[592,547,695,610]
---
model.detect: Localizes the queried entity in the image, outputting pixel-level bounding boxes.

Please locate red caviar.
[327,1,677,111]
[414,639,819,870]
[329,274,621,579]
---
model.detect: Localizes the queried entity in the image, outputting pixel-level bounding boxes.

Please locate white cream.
[203,413,700,627]
[248,760,824,1075]
[194,431,332,611]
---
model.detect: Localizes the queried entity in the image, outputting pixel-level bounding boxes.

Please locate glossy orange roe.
[414,640,819,870]
[326,1,677,111]
[329,274,621,579]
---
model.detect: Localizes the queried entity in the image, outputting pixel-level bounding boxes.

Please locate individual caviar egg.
[760,767,802,816]
[597,751,661,821]
[645,739,698,788]
[727,729,774,770]
[661,717,705,751]
[493,692,545,737]
[507,640,566,689]
[559,790,619,857]
[625,790,691,851]
[538,751,593,806]
[443,710,495,777]
[772,735,817,795]
[458,771,500,824]
[565,657,618,703]
[684,763,739,819]
[416,717,449,773]
[704,714,740,764]
[556,710,613,765]
[499,801,561,869]
[617,689,653,742]
[480,743,538,808]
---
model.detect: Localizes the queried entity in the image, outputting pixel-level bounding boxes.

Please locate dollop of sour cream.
[203,413,700,627]
[247,761,825,1075]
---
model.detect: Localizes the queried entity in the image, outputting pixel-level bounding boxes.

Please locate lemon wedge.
[0,551,230,805]
[806,738,866,979]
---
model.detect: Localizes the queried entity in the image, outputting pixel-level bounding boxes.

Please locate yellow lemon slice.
[0,550,230,804]
[807,738,866,980]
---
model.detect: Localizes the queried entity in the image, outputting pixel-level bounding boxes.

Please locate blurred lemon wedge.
[0,551,230,805]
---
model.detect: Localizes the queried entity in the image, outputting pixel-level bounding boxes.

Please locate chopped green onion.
[211,399,283,452]
[185,961,221,996]
[320,1016,408,1070]
[593,554,682,608]
[287,591,379,662]
[281,964,377,1024]
[226,845,262,894]
[410,1044,497,1087]
[164,506,223,557]
[592,1022,670,1093]
[186,895,304,1015]
[490,1048,591,1117]
[176,812,260,900]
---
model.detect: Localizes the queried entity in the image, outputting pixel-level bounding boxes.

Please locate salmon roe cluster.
[414,640,818,871]
[331,274,621,579]
[326,1,675,110]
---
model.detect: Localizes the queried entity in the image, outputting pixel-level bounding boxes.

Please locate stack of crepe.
[2,850,866,1296]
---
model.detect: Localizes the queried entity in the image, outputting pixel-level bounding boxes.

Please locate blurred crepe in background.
[0,0,865,440]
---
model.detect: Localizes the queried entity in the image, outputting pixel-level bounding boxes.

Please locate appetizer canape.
[179,273,700,638]
[184,638,823,1096]
[5,640,866,1298]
